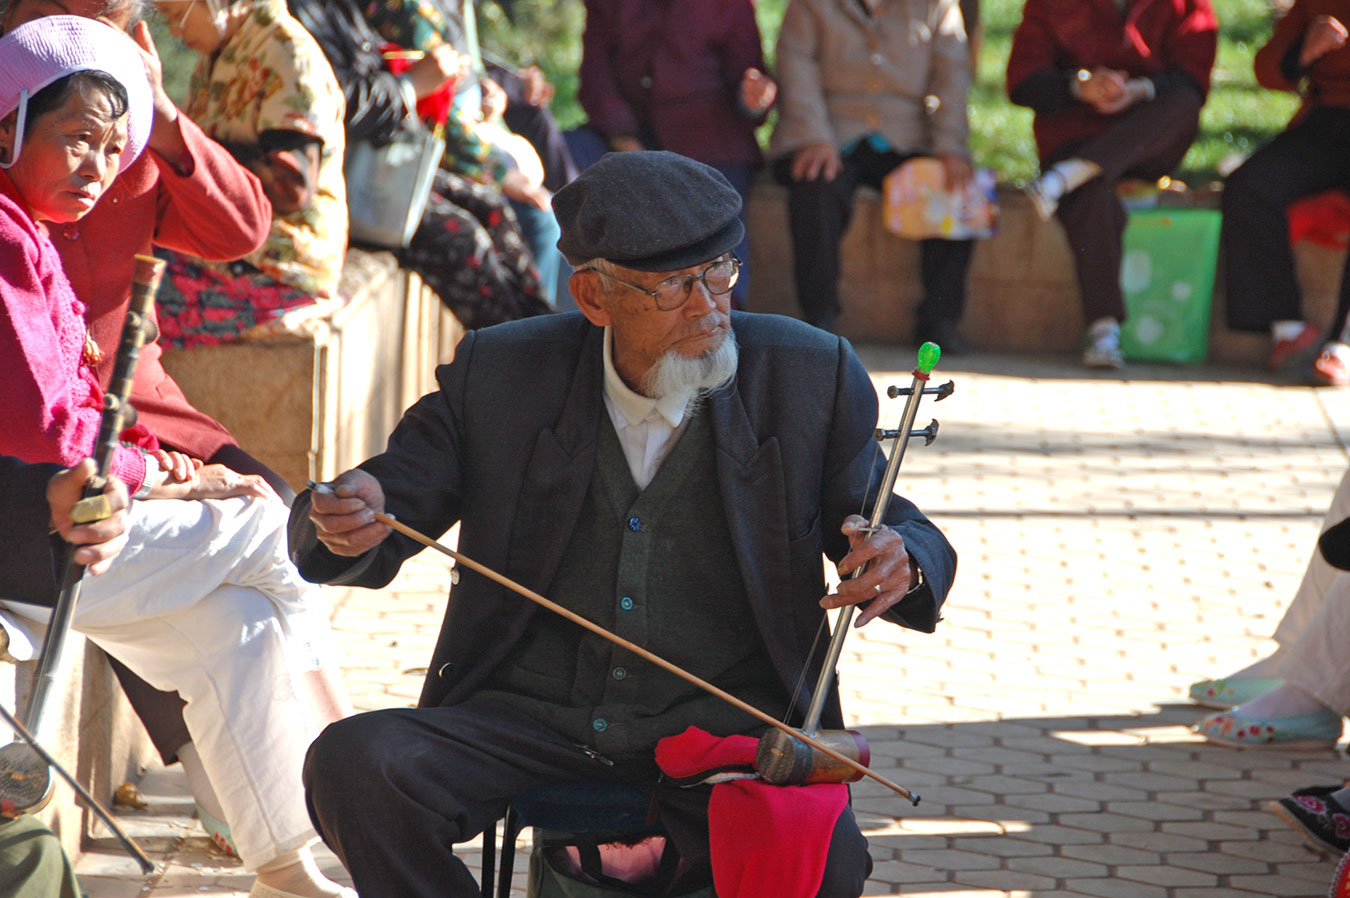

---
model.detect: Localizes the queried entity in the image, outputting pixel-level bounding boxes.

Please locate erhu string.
[781,418,890,725]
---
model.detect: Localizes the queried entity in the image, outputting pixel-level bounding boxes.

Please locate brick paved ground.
[77,347,1350,898]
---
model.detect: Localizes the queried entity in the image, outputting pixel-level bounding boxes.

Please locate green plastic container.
[1118,208,1222,364]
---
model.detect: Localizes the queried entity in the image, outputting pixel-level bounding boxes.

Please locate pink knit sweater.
[0,172,154,493]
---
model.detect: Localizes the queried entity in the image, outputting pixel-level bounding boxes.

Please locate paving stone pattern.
[78,349,1350,897]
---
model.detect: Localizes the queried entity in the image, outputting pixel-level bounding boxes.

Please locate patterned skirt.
[401,169,551,329]
[154,250,319,350]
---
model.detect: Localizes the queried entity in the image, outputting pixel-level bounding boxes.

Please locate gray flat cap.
[554,151,744,272]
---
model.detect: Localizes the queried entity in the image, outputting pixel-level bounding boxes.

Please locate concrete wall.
[1,637,157,864]
[746,182,1346,365]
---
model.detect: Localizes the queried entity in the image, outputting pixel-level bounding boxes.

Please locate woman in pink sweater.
[0,17,354,898]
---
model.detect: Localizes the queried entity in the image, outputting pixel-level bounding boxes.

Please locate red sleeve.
[151,115,273,262]
[1160,0,1218,97]
[1006,0,1059,97]
[1255,0,1311,91]
[0,212,147,493]
[577,0,641,139]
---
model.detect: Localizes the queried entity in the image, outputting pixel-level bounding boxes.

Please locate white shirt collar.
[602,326,693,428]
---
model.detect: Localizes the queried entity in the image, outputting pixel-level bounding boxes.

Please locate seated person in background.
[0,0,302,857]
[1189,466,1350,751]
[149,0,347,349]
[362,0,566,307]
[290,150,957,898]
[0,457,130,898]
[288,0,552,329]
[572,0,774,308]
[1007,0,1216,369]
[1221,0,1350,387]
[769,0,974,347]
[0,18,351,898]
[486,53,579,193]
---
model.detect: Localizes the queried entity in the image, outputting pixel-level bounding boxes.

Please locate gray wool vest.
[480,408,787,758]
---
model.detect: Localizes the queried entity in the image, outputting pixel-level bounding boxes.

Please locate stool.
[481,782,658,898]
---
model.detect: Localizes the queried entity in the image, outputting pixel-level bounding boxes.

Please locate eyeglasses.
[581,256,740,311]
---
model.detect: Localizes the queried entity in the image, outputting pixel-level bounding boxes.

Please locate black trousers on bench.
[1222,106,1350,336]
[773,143,975,335]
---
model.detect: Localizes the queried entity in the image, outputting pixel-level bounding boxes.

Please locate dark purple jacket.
[578,0,767,167]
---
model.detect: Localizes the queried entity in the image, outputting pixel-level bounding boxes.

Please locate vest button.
[620,596,634,610]
[438,662,454,679]
[612,667,626,681]
[592,718,608,732]
[627,516,641,532]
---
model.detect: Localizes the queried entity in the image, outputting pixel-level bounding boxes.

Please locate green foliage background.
[158,0,1301,188]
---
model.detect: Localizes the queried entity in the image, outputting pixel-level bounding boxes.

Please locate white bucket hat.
[0,15,152,169]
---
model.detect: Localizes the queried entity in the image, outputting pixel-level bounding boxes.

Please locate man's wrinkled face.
[2,0,131,32]
[589,259,734,391]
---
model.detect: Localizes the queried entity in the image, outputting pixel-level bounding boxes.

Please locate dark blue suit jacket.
[290,312,956,725]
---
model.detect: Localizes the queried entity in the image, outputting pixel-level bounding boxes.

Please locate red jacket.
[578,0,767,167]
[49,115,272,460]
[1006,0,1217,159]
[1254,0,1350,121]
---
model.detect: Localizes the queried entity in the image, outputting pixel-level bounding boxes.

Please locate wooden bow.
[323,492,920,804]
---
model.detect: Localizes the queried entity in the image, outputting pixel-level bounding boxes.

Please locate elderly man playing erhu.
[290,151,957,898]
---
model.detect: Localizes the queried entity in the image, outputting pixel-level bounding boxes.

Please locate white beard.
[639,331,739,411]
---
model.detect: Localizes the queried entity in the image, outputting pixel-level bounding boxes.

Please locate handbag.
[343,120,442,250]
[882,157,997,241]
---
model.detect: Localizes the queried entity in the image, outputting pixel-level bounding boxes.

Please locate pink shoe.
[1269,324,1323,371]
[1314,343,1350,387]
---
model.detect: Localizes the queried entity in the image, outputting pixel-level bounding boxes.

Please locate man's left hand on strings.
[822,514,917,625]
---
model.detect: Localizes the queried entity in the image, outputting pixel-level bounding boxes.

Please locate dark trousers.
[304,696,873,898]
[1222,106,1350,334]
[773,143,975,332]
[108,442,294,765]
[1047,88,1203,324]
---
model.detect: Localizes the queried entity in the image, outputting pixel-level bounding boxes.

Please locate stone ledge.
[2,639,157,865]
[746,181,1345,366]
[161,248,463,490]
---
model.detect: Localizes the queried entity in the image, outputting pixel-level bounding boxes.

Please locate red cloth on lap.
[655,727,849,898]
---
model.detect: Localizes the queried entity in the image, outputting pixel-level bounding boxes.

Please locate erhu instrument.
[755,342,954,799]
[306,343,955,804]
[0,256,164,871]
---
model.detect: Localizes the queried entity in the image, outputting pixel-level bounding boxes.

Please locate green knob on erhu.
[916,341,941,375]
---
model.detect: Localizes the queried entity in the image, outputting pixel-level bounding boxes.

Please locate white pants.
[2,495,336,871]
[1271,467,1350,716]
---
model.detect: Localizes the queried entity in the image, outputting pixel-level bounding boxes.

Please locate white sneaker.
[1024,172,1062,221]
[1082,319,1124,369]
